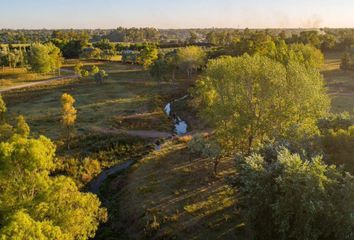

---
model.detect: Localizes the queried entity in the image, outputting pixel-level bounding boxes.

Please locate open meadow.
[323,51,354,113]
[3,61,187,140]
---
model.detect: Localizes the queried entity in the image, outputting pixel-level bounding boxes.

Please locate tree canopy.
[61,93,77,149]
[236,148,354,240]
[27,42,62,73]
[177,46,206,78]
[194,54,329,152]
[0,134,107,240]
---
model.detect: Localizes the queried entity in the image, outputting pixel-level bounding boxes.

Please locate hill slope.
[98,139,247,239]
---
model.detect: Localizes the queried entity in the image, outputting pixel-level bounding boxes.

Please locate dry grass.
[322,51,354,113]
[109,140,246,239]
[3,61,186,140]
[0,67,56,89]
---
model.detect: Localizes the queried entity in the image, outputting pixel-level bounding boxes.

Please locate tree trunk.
[66,127,71,150]
[247,135,253,155]
[214,157,220,176]
[187,69,191,80]
[172,69,176,83]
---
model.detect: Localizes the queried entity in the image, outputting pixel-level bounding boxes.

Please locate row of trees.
[205,29,351,52]
[0,47,26,68]
[2,28,354,52]
[0,43,63,74]
[105,27,160,42]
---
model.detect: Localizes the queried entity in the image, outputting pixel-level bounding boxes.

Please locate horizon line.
[1,27,354,31]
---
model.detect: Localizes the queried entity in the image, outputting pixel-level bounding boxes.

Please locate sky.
[1,0,354,29]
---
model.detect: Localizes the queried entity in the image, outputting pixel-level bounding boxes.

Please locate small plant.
[187,134,222,175]
[15,115,30,137]
[0,94,7,123]
[145,215,160,235]
[74,62,84,76]
[61,93,77,150]
[187,134,205,162]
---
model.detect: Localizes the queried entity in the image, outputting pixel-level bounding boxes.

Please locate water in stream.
[164,96,188,135]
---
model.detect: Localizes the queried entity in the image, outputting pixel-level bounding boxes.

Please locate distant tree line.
[1,28,353,52]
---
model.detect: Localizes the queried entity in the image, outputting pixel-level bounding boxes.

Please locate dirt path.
[329,91,354,97]
[91,126,172,139]
[0,74,79,93]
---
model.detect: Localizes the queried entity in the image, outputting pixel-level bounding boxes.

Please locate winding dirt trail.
[0,74,79,93]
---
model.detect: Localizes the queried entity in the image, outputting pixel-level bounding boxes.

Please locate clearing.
[323,51,354,113]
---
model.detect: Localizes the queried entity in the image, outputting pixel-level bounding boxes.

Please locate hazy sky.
[1,0,354,29]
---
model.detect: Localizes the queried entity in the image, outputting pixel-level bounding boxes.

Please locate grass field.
[2,60,194,189]
[3,61,187,140]
[0,67,59,90]
[97,139,247,240]
[322,51,354,113]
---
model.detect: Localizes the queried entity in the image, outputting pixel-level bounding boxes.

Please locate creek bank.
[164,95,189,135]
[88,95,190,195]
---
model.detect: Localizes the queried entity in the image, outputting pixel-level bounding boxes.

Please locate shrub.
[235,147,354,240]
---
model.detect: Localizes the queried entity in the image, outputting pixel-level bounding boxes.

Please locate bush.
[340,52,354,71]
[235,147,354,240]
[318,112,354,134]
[321,126,354,173]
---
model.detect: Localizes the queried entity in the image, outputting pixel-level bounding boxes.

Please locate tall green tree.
[28,43,62,74]
[48,42,63,75]
[194,55,329,152]
[138,45,158,70]
[177,46,206,79]
[288,43,324,69]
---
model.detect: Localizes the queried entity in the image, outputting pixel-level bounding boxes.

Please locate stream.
[88,95,189,194]
[164,95,189,135]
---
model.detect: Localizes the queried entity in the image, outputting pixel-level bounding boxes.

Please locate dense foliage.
[27,42,62,73]
[0,133,107,239]
[194,54,329,152]
[236,148,354,240]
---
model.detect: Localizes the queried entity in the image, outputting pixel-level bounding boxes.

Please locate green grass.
[322,51,354,113]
